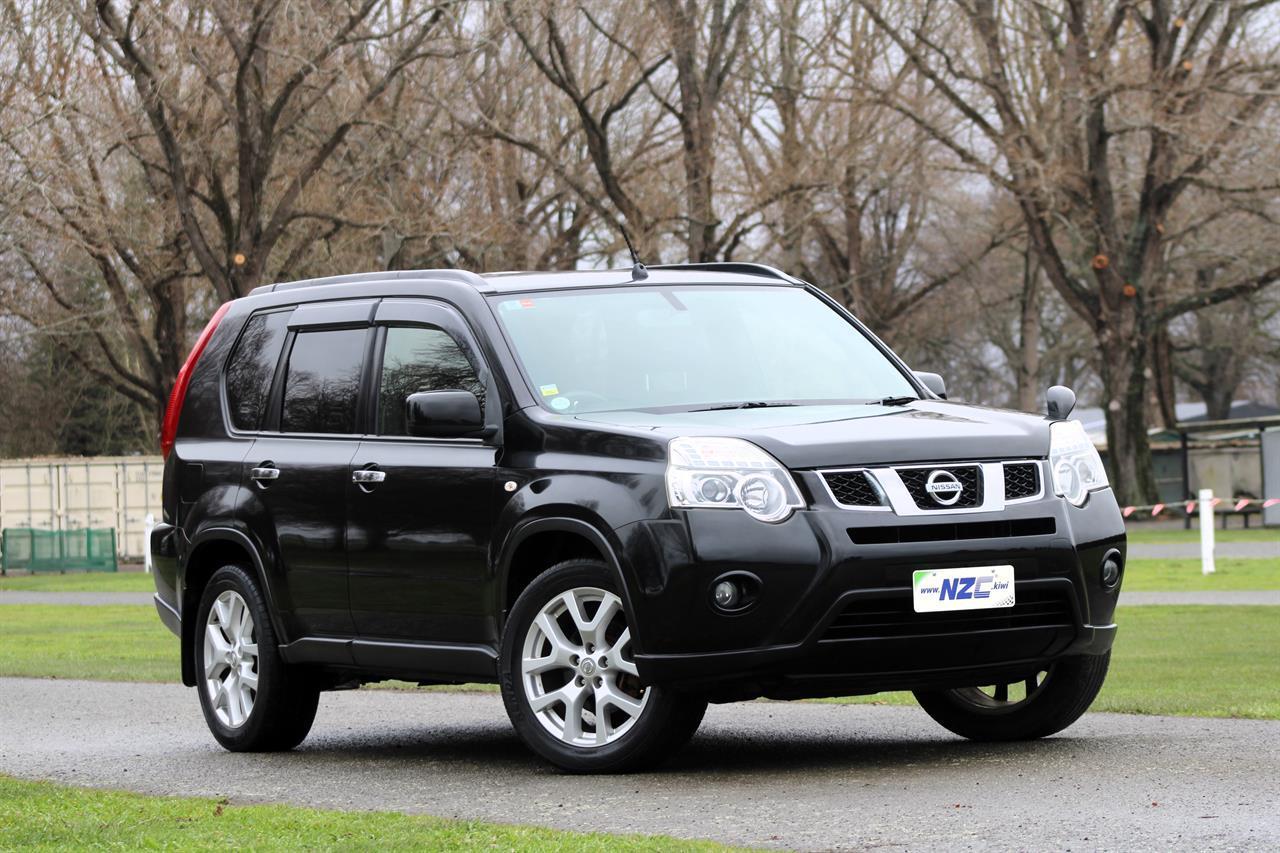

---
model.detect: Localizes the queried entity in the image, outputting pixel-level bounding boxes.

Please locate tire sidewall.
[499,559,680,772]
[914,651,1111,741]
[195,563,283,750]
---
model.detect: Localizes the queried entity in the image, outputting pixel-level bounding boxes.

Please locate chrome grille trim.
[816,459,1048,516]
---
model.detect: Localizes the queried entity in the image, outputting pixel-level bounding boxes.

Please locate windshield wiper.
[690,401,798,412]
[874,396,918,406]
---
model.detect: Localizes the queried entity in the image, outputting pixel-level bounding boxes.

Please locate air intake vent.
[848,517,1055,545]
[823,588,1073,641]
[823,471,885,508]
[1003,462,1042,501]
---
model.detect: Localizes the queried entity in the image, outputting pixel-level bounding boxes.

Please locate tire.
[500,558,707,773]
[913,651,1111,741]
[194,564,320,751]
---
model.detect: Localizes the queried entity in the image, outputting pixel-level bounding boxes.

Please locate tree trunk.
[1016,253,1041,413]
[1098,334,1160,506]
[1149,325,1179,430]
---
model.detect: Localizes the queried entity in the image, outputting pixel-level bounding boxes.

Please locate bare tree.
[80,0,453,301]
[856,0,1280,503]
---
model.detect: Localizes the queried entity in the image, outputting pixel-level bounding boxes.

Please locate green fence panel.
[1,528,118,574]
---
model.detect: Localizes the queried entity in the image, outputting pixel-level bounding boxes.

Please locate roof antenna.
[618,223,648,281]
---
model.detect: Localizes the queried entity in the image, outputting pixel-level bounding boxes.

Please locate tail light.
[160,302,231,459]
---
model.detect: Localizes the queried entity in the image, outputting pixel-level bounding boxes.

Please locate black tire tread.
[913,651,1111,742]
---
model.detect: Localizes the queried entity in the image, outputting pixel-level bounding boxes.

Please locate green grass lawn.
[0,605,178,682]
[1,603,1276,719]
[1123,557,1280,590]
[0,571,155,592]
[0,775,725,852]
[1125,525,1278,545]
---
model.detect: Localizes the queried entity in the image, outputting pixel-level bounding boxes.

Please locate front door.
[347,300,499,645]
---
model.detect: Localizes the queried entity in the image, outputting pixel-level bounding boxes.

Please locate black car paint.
[151,268,1124,699]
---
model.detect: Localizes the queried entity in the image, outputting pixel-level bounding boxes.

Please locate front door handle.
[249,466,280,482]
[352,469,387,485]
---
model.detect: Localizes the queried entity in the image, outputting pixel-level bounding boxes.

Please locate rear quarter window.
[225,310,291,431]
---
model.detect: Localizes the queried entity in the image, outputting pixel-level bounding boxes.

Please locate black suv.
[151,263,1125,772]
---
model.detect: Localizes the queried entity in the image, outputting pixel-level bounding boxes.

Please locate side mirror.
[405,390,484,437]
[914,371,947,400]
[1045,385,1077,420]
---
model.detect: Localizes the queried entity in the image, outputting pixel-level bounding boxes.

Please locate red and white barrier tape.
[1121,497,1279,516]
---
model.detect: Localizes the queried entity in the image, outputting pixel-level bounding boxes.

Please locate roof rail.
[249,268,488,296]
[647,262,803,284]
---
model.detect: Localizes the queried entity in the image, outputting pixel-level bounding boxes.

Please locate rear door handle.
[249,466,280,482]
[352,469,387,484]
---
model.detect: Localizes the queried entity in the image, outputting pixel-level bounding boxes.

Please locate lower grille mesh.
[823,588,1072,641]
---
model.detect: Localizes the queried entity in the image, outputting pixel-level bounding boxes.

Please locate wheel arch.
[180,527,281,687]
[497,516,646,652]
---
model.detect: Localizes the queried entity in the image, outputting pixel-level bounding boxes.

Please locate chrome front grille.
[818,459,1046,516]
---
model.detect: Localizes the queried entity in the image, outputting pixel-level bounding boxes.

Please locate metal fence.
[1,528,118,573]
[0,457,163,561]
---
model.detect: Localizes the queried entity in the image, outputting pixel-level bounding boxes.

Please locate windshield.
[493,285,916,414]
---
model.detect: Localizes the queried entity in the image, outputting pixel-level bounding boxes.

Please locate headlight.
[667,437,804,523]
[1049,420,1108,506]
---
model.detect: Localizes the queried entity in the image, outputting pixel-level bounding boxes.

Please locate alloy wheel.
[203,590,259,728]
[521,586,649,747]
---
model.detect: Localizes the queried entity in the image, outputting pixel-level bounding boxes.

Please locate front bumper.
[618,486,1125,700]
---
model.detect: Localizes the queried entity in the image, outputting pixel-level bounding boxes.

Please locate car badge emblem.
[925,470,963,506]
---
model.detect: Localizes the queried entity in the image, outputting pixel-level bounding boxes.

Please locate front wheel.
[500,559,706,773]
[913,651,1110,741]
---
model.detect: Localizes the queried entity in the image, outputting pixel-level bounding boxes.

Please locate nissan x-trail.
[150,263,1125,772]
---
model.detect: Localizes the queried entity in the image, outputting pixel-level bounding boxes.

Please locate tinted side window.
[225,311,290,431]
[281,328,368,434]
[378,325,485,436]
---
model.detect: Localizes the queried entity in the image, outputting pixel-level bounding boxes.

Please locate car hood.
[573,401,1051,469]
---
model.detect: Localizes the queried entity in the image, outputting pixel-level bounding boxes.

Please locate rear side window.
[377,325,485,436]
[225,311,291,431]
[281,328,368,434]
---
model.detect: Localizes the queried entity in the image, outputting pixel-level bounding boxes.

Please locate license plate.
[912,565,1016,613]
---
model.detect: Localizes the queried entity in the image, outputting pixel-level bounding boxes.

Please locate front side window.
[280,328,367,434]
[377,325,485,436]
[225,310,290,431]
[493,286,915,413]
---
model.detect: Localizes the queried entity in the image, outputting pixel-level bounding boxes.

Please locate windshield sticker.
[550,397,571,411]
[539,383,560,397]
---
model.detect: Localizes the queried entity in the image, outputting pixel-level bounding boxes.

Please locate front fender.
[492,469,667,653]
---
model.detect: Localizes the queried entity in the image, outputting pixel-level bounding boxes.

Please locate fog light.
[1100,550,1122,588]
[712,580,741,610]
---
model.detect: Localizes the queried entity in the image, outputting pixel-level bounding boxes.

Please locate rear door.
[242,300,376,639]
[347,299,499,645]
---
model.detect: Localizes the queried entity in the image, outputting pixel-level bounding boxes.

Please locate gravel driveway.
[1,677,1276,851]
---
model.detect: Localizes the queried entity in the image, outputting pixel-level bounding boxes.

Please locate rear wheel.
[195,564,319,751]
[913,651,1110,741]
[500,559,706,772]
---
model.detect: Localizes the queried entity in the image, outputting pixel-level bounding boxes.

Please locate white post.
[142,513,155,574]
[1199,488,1216,575]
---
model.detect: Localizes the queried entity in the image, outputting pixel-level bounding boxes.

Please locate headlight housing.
[666,437,804,523]
[1048,420,1109,506]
